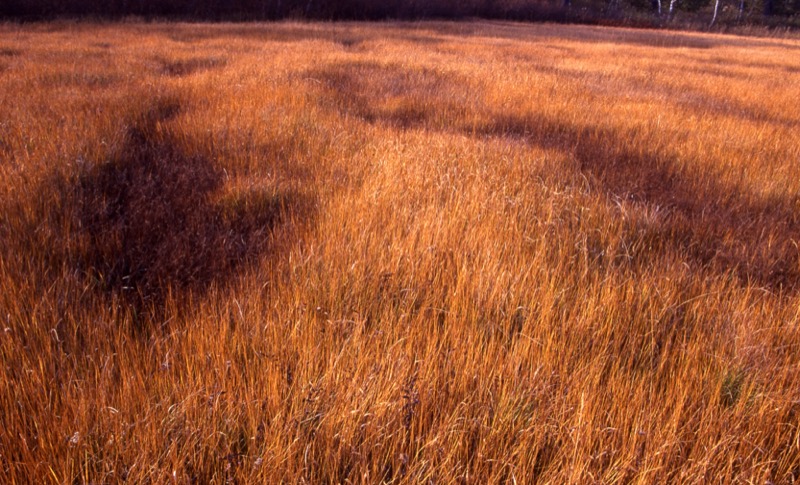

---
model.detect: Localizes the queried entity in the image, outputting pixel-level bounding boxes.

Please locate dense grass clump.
[1,21,799,483]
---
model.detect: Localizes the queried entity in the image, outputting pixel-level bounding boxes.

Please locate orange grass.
[1,20,800,483]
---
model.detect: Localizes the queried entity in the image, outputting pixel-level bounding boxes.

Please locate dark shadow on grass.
[308,61,470,130]
[0,47,21,57]
[76,99,315,313]
[159,56,226,77]
[477,114,800,291]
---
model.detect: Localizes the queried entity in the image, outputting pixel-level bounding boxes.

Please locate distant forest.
[1,0,798,28]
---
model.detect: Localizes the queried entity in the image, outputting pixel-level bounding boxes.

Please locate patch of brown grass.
[1,20,800,484]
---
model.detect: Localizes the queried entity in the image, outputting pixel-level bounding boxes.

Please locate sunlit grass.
[1,20,799,483]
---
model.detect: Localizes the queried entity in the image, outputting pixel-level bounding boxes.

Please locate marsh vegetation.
[1,21,799,483]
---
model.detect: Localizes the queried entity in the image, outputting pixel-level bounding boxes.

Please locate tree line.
[1,0,798,27]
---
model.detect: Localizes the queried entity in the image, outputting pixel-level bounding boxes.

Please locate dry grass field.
[1,20,800,483]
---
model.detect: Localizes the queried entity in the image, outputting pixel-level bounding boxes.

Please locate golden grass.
[1,20,800,483]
